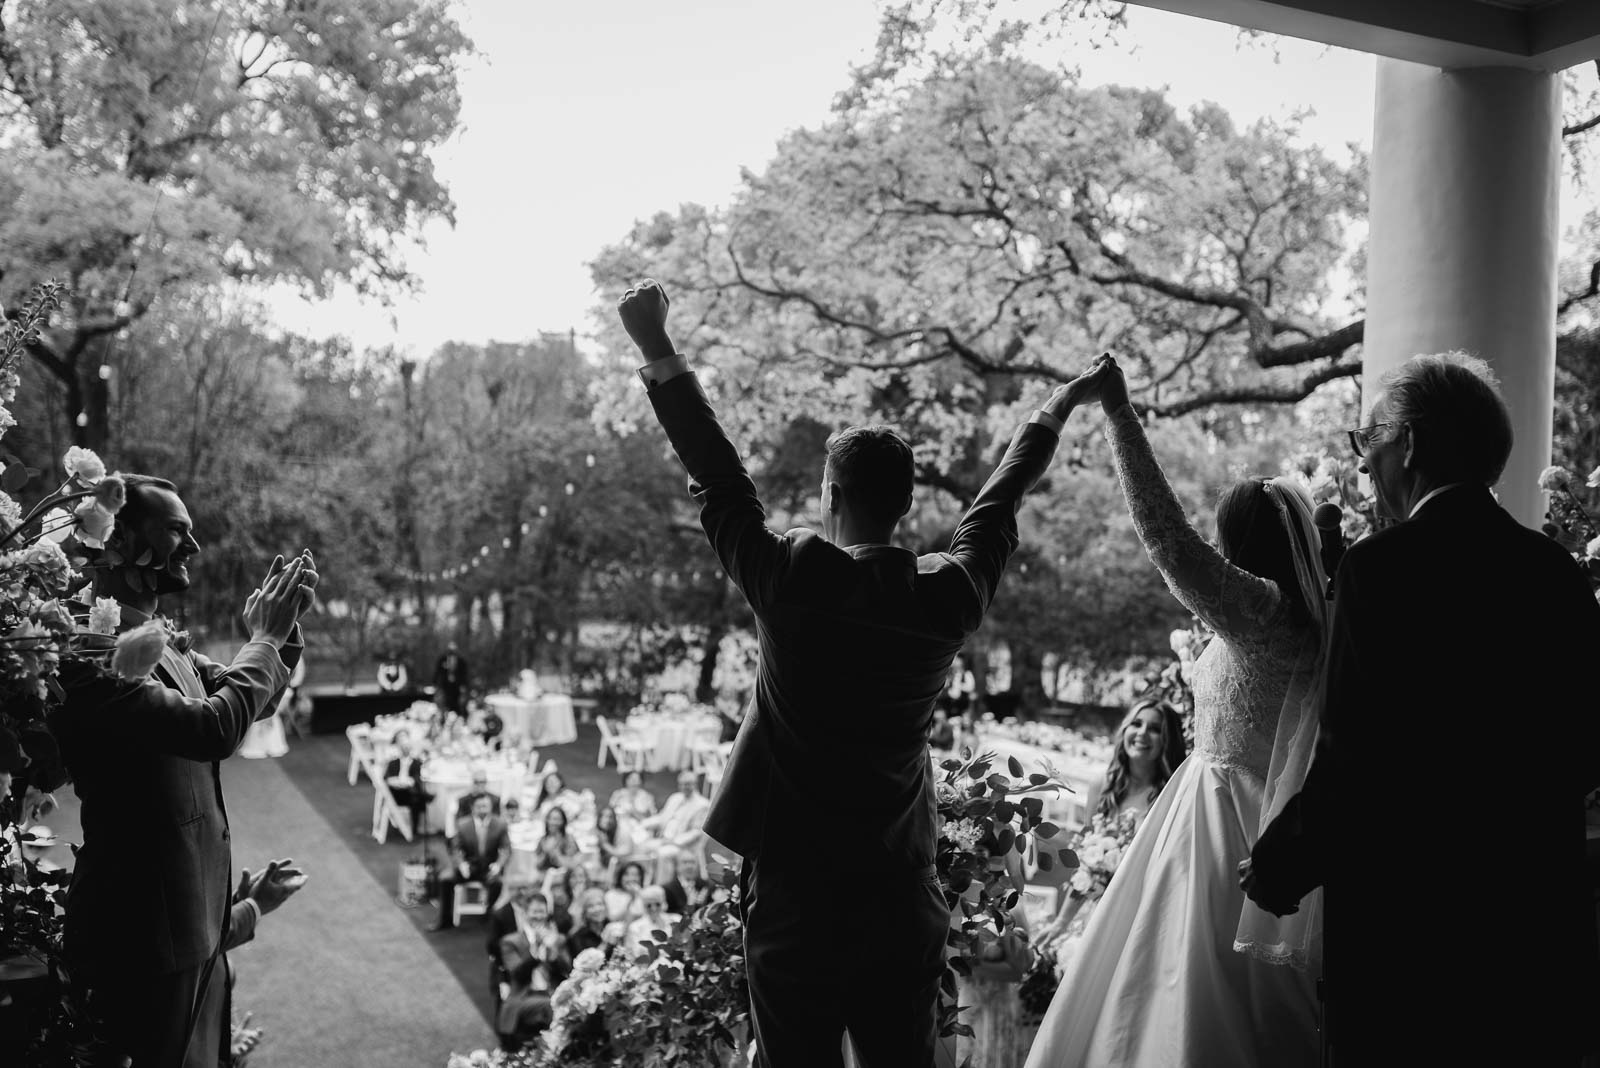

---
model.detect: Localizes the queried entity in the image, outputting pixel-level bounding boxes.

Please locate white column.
[1363,59,1562,529]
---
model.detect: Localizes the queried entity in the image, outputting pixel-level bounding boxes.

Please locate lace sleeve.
[1104,405,1283,639]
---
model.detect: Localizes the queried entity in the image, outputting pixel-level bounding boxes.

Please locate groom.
[51,475,316,1067]
[1243,353,1600,1065]
[618,279,1102,1068]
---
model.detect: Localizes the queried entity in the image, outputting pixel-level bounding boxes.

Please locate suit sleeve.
[55,639,290,762]
[943,421,1062,629]
[647,373,789,612]
[222,899,260,953]
[193,626,302,723]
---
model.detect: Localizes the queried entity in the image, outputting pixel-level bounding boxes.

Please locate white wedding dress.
[1024,410,1319,1068]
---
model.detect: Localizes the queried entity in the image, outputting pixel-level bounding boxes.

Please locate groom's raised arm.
[620,280,789,612]
[945,366,1106,629]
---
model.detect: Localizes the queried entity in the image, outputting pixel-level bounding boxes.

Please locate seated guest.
[604,861,647,923]
[432,794,510,931]
[496,891,571,1051]
[566,889,610,959]
[658,849,713,916]
[553,865,594,932]
[502,797,524,825]
[594,805,634,874]
[623,886,680,957]
[534,806,580,873]
[384,729,434,833]
[633,770,711,857]
[487,876,541,1005]
[454,767,501,820]
[606,769,657,822]
[532,769,586,823]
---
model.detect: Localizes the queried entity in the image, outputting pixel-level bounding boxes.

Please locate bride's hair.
[1098,699,1185,819]
[1216,479,1311,625]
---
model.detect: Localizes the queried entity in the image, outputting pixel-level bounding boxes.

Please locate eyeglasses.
[1347,421,1396,458]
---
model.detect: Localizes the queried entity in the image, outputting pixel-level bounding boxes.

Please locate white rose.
[74,499,115,548]
[1587,536,1600,561]
[1538,465,1570,492]
[20,539,71,584]
[111,619,168,678]
[62,446,106,483]
[1070,869,1094,895]
[88,596,121,636]
[0,490,21,531]
[1588,465,1600,490]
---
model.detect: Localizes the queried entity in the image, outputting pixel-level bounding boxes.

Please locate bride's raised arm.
[1095,362,1283,641]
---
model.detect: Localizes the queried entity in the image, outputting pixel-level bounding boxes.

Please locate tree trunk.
[695,621,727,703]
[1010,640,1046,717]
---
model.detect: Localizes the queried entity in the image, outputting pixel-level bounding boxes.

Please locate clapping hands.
[236,857,308,917]
[242,551,318,648]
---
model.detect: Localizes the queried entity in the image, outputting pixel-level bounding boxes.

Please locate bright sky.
[270,1,1386,356]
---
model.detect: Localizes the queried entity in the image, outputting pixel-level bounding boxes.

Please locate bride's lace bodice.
[1106,406,1312,778]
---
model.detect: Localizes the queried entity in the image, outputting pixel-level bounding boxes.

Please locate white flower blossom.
[1588,465,1600,489]
[112,619,168,678]
[1538,465,1570,492]
[572,947,606,975]
[88,597,121,636]
[63,446,106,483]
[1069,868,1095,895]
[20,539,71,586]
[74,499,115,548]
[0,490,20,531]
[1587,536,1600,561]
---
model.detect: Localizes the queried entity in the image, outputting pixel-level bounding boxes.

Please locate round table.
[421,754,526,836]
[485,693,579,746]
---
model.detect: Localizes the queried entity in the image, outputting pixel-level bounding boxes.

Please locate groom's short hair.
[824,425,914,530]
[1379,352,1512,486]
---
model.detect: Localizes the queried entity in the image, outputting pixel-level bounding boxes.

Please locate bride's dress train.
[1024,407,1320,1068]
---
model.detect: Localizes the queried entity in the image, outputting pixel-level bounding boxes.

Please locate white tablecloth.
[486,693,579,746]
[625,713,721,771]
[421,755,526,836]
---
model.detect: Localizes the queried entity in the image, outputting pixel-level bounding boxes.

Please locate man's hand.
[292,550,319,617]
[239,858,308,917]
[1097,353,1132,414]
[617,279,676,363]
[458,862,471,881]
[242,555,307,649]
[1039,354,1112,423]
[1237,858,1299,916]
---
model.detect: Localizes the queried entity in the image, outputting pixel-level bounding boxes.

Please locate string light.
[564,482,575,496]
[585,454,595,468]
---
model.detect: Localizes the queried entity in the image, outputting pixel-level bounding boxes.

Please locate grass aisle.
[225,748,490,1067]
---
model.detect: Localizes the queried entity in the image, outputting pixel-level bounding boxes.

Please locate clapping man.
[633,769,710,858]
[618,280,1095,1067]
[433,793,510,931]
[51,474,317,1068]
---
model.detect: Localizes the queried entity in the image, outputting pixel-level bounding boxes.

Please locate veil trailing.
[1234,476,1328,970]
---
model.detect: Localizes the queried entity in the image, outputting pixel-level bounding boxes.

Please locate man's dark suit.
[646,372,1060,1067]
[454,788,501,820]
[384,753,432,829]
[51,610,299,1068]
[658,875,712,917]
[1250,486,1600,1065]
[436,812,510,928]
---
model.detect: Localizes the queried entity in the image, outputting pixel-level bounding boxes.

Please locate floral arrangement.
[0,282,190,1064]
[1539,463,1600,594]
[1065,810,1140,902]
[934,746,1076,1040]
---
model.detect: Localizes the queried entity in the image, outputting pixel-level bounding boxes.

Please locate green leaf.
[967,760,991,780]
[1028,773,1050,785]
[1037,851,1054,872]
[994,826,1014,856]
[1035,820,1061,839]
[1057,848,1079,868]
[1020,796,1044,818]
[1007,755,1024,777]
[1,460,29,492]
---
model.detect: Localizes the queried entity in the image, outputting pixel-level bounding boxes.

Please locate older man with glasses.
[1244,351,1600,1067]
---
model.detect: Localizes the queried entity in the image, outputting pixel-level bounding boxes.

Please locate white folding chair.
[687,722,726,775]
[596,716,649,772]
[454,880,490,919]
[371,775,414,844]
[346,724,376,786]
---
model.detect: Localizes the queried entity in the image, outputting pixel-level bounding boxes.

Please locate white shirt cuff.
[243,897,262,924]
[1027,409,1065,435]
[637,354,691,390]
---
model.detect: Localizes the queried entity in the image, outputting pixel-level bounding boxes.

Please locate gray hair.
[1377,352,1513,485]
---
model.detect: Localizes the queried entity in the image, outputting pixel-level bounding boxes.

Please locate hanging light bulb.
[97,365,112,380]
[585,453,596,468]
[502,537,512,549]
[538,505,549,518]
[75,412,88,427]
[521,523,531,535]
[479,545,490,557]
[564,482,575,496]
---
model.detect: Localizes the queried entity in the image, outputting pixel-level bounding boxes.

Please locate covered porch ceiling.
[1123,0,1600,71]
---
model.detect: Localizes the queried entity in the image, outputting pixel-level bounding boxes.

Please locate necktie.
[477,819,487,858]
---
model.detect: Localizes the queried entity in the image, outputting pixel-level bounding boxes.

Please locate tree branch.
[1145,358,1361,418]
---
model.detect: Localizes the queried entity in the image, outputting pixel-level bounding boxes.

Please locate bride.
[1025,356,1325,1067]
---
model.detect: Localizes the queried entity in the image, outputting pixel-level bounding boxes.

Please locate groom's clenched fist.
[617,279,675,363]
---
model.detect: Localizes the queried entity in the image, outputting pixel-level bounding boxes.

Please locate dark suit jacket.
[1251,486,1600,1060]
[495,928,569,1037]
[659,876,712,916]
[452,814,511,878]
[384,754,425,784]
[51,615,300,979]
[648,373,1060,871]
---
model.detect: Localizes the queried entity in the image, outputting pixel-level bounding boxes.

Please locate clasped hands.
[242,550,319,648]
